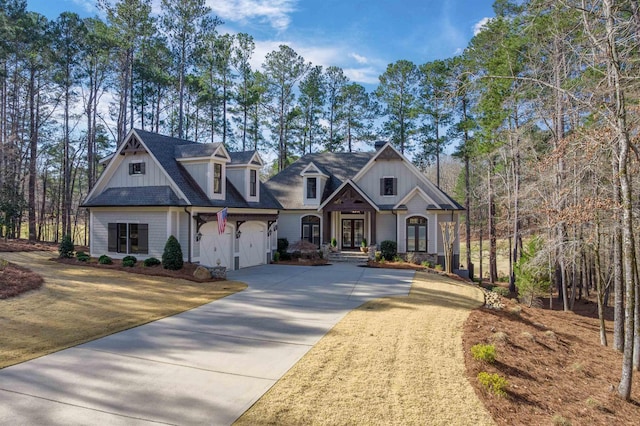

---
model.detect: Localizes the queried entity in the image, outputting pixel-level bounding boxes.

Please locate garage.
[200,222,233,270]
[238,221,266,268]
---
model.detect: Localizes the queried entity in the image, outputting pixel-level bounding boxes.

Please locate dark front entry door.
[342,219,364,249]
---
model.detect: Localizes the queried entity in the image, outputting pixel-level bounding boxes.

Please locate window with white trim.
[250,169,257,197]
[306,177,317,199]
[213,163,222,194]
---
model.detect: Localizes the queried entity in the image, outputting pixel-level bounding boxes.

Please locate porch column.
[323,210,331,244]
[370,211,376,245]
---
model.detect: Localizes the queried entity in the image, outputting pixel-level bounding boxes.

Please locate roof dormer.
[175,142,231,200]
[227,151,264,202]
[300,162,329,206]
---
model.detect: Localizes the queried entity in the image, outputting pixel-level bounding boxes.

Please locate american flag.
[217,207,228,235]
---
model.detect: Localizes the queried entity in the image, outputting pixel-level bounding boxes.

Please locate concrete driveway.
[0,262,414,425]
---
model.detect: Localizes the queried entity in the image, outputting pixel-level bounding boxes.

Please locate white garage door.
[200,222,233,269]
[239,222,265,268]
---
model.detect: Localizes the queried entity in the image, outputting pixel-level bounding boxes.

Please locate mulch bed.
[0,239,58,252]
[0,261,44,299]
[54,257,222,283]
[463,296,640,425]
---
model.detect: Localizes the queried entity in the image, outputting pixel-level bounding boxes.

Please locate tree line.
[1,0,640,400]
[0,0,459,243]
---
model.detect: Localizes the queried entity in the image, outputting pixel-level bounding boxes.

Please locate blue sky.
[27,0,495,87]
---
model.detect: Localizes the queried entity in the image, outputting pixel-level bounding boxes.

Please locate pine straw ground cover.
[463,297,640,425]
[0,251,246,369]
[235,271,495,426]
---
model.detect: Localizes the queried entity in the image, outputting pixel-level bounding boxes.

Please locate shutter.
[393,178,398,195]
[380,178,384,195]
[108,223,117,252]
[140,162,146,174]
[129,163,134,175]
[138,224,149,254]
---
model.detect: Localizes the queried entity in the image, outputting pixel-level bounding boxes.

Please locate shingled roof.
[264,151,375,210]
[84,129,280,209]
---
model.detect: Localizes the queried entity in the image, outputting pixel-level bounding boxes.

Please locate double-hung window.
[250,169,257,197]
[213,163,222,194]
[306,177,317,199]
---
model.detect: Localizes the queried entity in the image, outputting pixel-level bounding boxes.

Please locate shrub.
[477,372,508,397]
[374,251,382,262]
[76,251,90,262]
[277,238,289,255]
[122,255,137,266]
[98,255,112,265]
[492,286,510,297]
[393,255,403,262]
[514,237,551,307]
[421,260,433,268]
[291,250,302,260]
[434,264,443,271]
[273,251,280,262]
[330,237,337,247]
[380,240,397,261]
[143,257,161,267]
[58,234,75,258]
[122,258,136,267]
[162,235,184,270]
[361,237,367,247]
[471,343,496,363]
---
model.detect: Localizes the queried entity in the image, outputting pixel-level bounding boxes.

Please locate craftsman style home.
[83,129,280,271]
[265,141,464,267]
[84,131,462,270]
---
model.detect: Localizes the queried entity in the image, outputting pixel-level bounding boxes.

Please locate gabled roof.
[229,151,263,166]
[300,161,329,177]
[84,129,280,210]
[265,151,374,210]
[318,180,379,212]
[393,186,437,210]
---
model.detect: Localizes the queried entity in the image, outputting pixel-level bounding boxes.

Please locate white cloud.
[350,53,369,64]
[343,67,380,85]
[473,17,491,36]
[72,0,98,13]
[206,0,297,31]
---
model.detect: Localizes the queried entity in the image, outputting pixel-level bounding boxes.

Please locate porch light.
[235,229,242,239]
[195,232,202,242]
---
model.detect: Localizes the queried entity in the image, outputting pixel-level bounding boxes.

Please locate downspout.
[184,207,192,263]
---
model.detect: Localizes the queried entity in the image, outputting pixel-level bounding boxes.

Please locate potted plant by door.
[330,237,338,252]
[360,238,368,253]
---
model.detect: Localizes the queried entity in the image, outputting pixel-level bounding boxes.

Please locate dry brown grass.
[0,252,246,369]
[235,272,495,426]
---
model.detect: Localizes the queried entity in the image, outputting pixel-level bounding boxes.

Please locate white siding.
[355,159,420,206]
[376,213,396,246]
[227,168,246,198]
[178,210,190,258]
[91,209,169,259]
[277,211,308,246]
[183,163,209,195]
[105,153,171,189]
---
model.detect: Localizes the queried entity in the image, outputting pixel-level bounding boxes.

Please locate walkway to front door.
[342,218,364,249]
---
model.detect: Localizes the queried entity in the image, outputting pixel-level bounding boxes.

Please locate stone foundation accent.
[208,266,227,280]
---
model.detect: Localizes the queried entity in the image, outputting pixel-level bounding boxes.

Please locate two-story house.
[83,129,280,271]
[264,141,464,266]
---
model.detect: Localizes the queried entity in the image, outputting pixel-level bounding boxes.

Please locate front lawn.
[0,252,246,369]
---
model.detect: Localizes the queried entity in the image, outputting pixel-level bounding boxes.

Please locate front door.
[342,219,364,249]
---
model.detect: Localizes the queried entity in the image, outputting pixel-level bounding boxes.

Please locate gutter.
[184,207,192,263]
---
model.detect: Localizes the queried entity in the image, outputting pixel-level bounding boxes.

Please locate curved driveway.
[0,262,414,425]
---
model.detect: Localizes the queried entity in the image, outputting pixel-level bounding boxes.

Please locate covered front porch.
[320,181,379,251]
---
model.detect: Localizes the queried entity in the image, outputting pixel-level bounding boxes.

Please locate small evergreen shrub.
[162,235,184,270]
[477,372,508,397]
[58,234,75,258]
[380,240,397,261]
[122,258,136,267]
[122,255,137,265]
[374,251,382,262]
[471,343,496,363]
[434,264,443,271]
[421,260,433,268]
[143,257,161,267]
[273,251,280,262]
[492,286,510,297]
[277,238,289,254]
[393,255,403,262]
[98,255,112,265]
[75,251,90,262]
[361,238,367,247]
[330,237,337,247]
